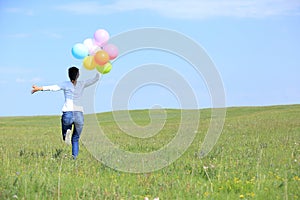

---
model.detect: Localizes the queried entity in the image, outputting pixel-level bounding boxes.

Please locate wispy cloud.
[0,67,42,84]
[4,31,62,39]
[16,77,42,84]
[41,31,63,39]
[54,0,300,19]
[7,33,32,39]
[4,7,34,16]
[0,67,34,74]
[0,80,8,85]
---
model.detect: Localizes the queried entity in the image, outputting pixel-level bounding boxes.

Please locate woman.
[31,66,100,159]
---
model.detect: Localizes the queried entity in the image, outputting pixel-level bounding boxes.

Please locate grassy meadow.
[0,105,299,199]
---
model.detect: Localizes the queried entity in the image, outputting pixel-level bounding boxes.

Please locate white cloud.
[54,0,300,19]
[0,67,34,74]
[16,78,27,83]
[0,80,8,85]
[0,67,42,84]
[7,33,32,39]
[4,7,34,16]
[5,32,62,39]
[16,77,42,84]
[41,31,63,39]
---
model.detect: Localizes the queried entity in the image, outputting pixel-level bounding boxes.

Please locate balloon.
[83,38,93,50]
[83,38,99,55]
[103,44,118,60]
[89,46,101,56]
[83,56,97,70]
[94,50,109,65]
[94,29,109,47]
[71,43,88,59]
[96,62,112,74]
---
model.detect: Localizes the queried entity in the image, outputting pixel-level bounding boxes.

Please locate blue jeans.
[61,111,84,159]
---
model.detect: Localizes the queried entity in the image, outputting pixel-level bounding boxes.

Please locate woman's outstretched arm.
[31,84,62,94]
[31,85,43,94]
[84,73,100,88]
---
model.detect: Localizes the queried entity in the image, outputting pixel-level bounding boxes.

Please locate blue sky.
[0,0,299,116]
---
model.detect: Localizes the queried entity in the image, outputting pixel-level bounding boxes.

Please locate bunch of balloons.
[71,29,118,74]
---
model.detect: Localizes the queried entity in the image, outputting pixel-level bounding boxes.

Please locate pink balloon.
[103,44,119,60]
[94,29,109,47]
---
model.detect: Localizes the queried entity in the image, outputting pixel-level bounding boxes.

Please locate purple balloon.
[94,29,110,47]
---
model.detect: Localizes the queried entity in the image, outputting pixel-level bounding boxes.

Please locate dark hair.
[68,67,79,82]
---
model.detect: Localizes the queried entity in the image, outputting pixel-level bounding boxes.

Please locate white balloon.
[89,46,101,56]
[83,38,93,49]
[83,38,101,55]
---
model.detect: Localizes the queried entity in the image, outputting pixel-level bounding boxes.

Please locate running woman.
[31,66,100,159]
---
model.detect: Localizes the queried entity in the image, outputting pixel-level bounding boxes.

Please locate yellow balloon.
[83,56,97,70]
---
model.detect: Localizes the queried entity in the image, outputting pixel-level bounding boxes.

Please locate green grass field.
[0,105,299,200]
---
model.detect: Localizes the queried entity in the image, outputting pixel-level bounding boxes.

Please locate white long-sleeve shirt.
[42,73,100,112]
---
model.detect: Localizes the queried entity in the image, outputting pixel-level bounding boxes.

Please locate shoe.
[65,129,72,145]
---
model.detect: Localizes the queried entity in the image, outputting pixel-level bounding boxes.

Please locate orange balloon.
[94,50,109,65]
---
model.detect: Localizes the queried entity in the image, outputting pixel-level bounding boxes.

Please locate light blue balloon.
[71,43,88,59]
